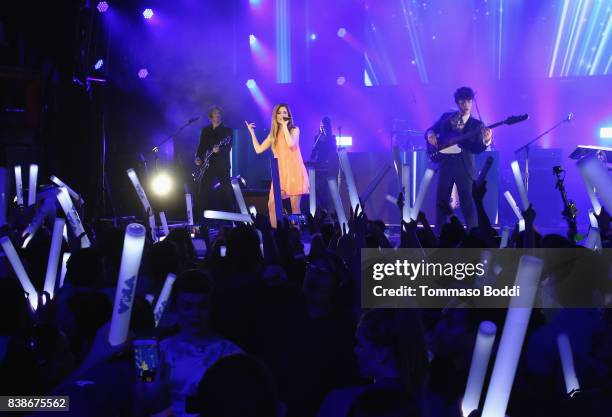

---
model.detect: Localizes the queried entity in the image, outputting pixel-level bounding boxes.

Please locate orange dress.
[270,129,310,199]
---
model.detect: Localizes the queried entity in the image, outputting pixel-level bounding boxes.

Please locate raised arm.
[245,121,272,154]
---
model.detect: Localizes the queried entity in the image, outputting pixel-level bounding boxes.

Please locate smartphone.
[287,213,307,226]
[133,338,160,383]
[220,245,227,257]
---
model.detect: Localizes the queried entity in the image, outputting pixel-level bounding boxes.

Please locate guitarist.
[195,105,234,214]
[425,87,492,229]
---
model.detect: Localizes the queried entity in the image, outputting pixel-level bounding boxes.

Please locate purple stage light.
[246,79,256,89]
[94,59,104,70]
[143,8,154,19]
[138,69,149,79]
[601,127,612,139]
[249,34,257,46]
[97,1,109,13]
[336,76,346,86]
[337,28,347,38]
[310,33,317,41]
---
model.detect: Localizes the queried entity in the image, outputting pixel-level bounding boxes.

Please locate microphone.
[283,117,290,121]
[188,116,201,124]
[566,112,574,122]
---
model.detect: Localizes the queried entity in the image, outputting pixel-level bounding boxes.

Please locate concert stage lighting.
[246,79,256,89]
[310,33,317,41]
[337,28,347,38]
[601,127,612,139]
[97,1,108,13]
[336,76,346,85]
[138,68,149,79]
[151,172,173,196]
[336,136,352,147]
[94,59,104,70]
[143,8,154,19]
[249,34,257,46]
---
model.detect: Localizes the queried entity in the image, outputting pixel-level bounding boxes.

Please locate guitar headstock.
[504,114,529,125]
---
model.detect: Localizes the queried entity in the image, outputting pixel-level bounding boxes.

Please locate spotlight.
[336,76,346,86]
[143,8,154,19]
[337,28,347,38]
[601,127,612,139]
[246,79,256,89]
[138,68,149,79]
[310,33,317,41]
[151,172,173,196]
[249,34,257,46]
[336,136,353,147]
[249,0,261,5]
[94,59,104,70]
[97,1,109,13]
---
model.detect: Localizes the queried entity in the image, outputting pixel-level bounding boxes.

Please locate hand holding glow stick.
[43,218,66,299]
[338,149,361,214]
[56,187,91,248]
[28,164,38,206]
[510,161,530,210]
[204,210,253,223]
[14,165,23,206]
[463,321,497,417]
[153,273,177,327]
[50,175,84,204]
[557,333,580,394]
[0,236,38,310]
[411,168,434,220]
[308,168,316,217]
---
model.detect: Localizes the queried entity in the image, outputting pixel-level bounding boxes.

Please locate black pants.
[197,164,233,219]
[435,154,476,229]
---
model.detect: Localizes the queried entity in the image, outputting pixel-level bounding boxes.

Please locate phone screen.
[133,339,159,383]
[287,214,307,226]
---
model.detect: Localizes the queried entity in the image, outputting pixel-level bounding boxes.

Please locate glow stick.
[462,321,497,417]
[270,159,284,224]
[60,252,70,288]
[126,168,155,232]
[518,219,525,233]
[203,210,253,223]
[585,227,601,250]
[50,175,83,204]
[411,168,434,220]
[43,218,65,299]
[249,205,257,216]
[153,273,176,327]
[185,193,194,225]
[402,164,410,223]
[577,155,612,214]
[327,178,348,233]
[588,209,598,228]
[28,164,38,206]
[231,179,249,215]
[385,194,398,205]
[14,165,23,206]
[580,173,602,215]
[557,333,580,394]
[56,187,91,248]
[476,156,494,187]
[0,236,38,310]
[510,161,530,210]
[62,223,68,243]
[503,191,523,221]
[482,255,543,417]
[0,167,6,226]
[109,223,146,346]
[308,168,316,216]
[338,149,360,214]
[499,226,510,248]
[159,212,169,236]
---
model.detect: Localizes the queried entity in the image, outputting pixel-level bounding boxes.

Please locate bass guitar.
[192,136,232,183]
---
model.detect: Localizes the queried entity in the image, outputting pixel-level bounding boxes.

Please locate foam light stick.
[588,209,598,228]
[270,159,284,224]
[580,173,602,215]
[14,165,23,206]
[0,236,38,310]
[338,148,361,214]
[557,333,580,394]
[411,168,435,220]
[308,167,316,216]
[327,178,348,233]
[203,210,253,223]
[60,252,70,288]
[481,255,543,417]
[462,321,498,417]
[57,187,91,248]
[577,154,612,214]
[0,167,6,225]
[50,175,84,204]
[385,194,398,205]
[28,164,38,206]
[503,191,523,222]
[585,227,601,250]
[153,273,176,327]
[126,169,156,239]
[476,156,494,187]
[62,223,68,243]
[109,223,146,346]
[43,218,65,299]
[402,163,411,223]
[499,226,510,248]
[249,205,257,216]
[510,161,530,210]
[185,192,194,225]
[231,178,249,215]
[159,211,170,236]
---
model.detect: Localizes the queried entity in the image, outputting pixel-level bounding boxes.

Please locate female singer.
[246,103,309,228]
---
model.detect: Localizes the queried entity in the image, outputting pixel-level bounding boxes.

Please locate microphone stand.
[145,116,201,175]
[514,114,572,193]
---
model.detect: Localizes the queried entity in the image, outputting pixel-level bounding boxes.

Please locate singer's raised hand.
[245,121,256,132]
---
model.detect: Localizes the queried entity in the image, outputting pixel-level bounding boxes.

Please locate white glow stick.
[338,149,360,214]
[482,255,543,417]
[203,210,253,223]
[60,252,70,288]
[62,223,68,243]
[588,209,598,228]
[510,161,530,210]
[153,272,176,327]
[109,223,146,346]
[557,333,580,394]
[386,194,398,205]
[518,219,525,233]
[327,178,348,233]
[463,321,498,417]
[585,227,601,250]
[499,226,510,248]
[231,179,249,215]
[185,193,194,225]
[308,168,316,216]
[43,218,65,299]
[249,205,257,216]
[126,168,155,226]
[56,187,91,248]
[28,164,38,206]
[50,175,83,203]
[577,155,612,214]
[503,191,524,221]
[14,165,23,206]
[580,173,602,215]
[0,167,6,226]
[402,164,410,223]
[411,168,434,220]
[159,211,170,236]
[0,236,38,310]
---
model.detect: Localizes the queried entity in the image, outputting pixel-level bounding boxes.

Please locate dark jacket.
[196,124,233,171]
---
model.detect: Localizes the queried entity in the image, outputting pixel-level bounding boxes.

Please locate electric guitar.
[192,136,232,183]
[427,114,528,163]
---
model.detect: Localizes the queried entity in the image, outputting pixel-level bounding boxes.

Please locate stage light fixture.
[601,127,612,139]
[97,1,109,13]
[336,76,346,85]
[310,33,317,41]
[151,172,173,196]
[337,28,347,38]
[336,136,353,147]
[249,34,257,45]
[246,79,256,89]
[143,8,154,19]
[94,59,104,70]
[138,68,149,79]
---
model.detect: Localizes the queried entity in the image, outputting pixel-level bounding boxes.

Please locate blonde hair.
[267,103,295,147]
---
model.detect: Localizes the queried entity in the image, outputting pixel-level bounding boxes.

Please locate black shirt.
[196,124,233,170]
[310,133,339,176]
